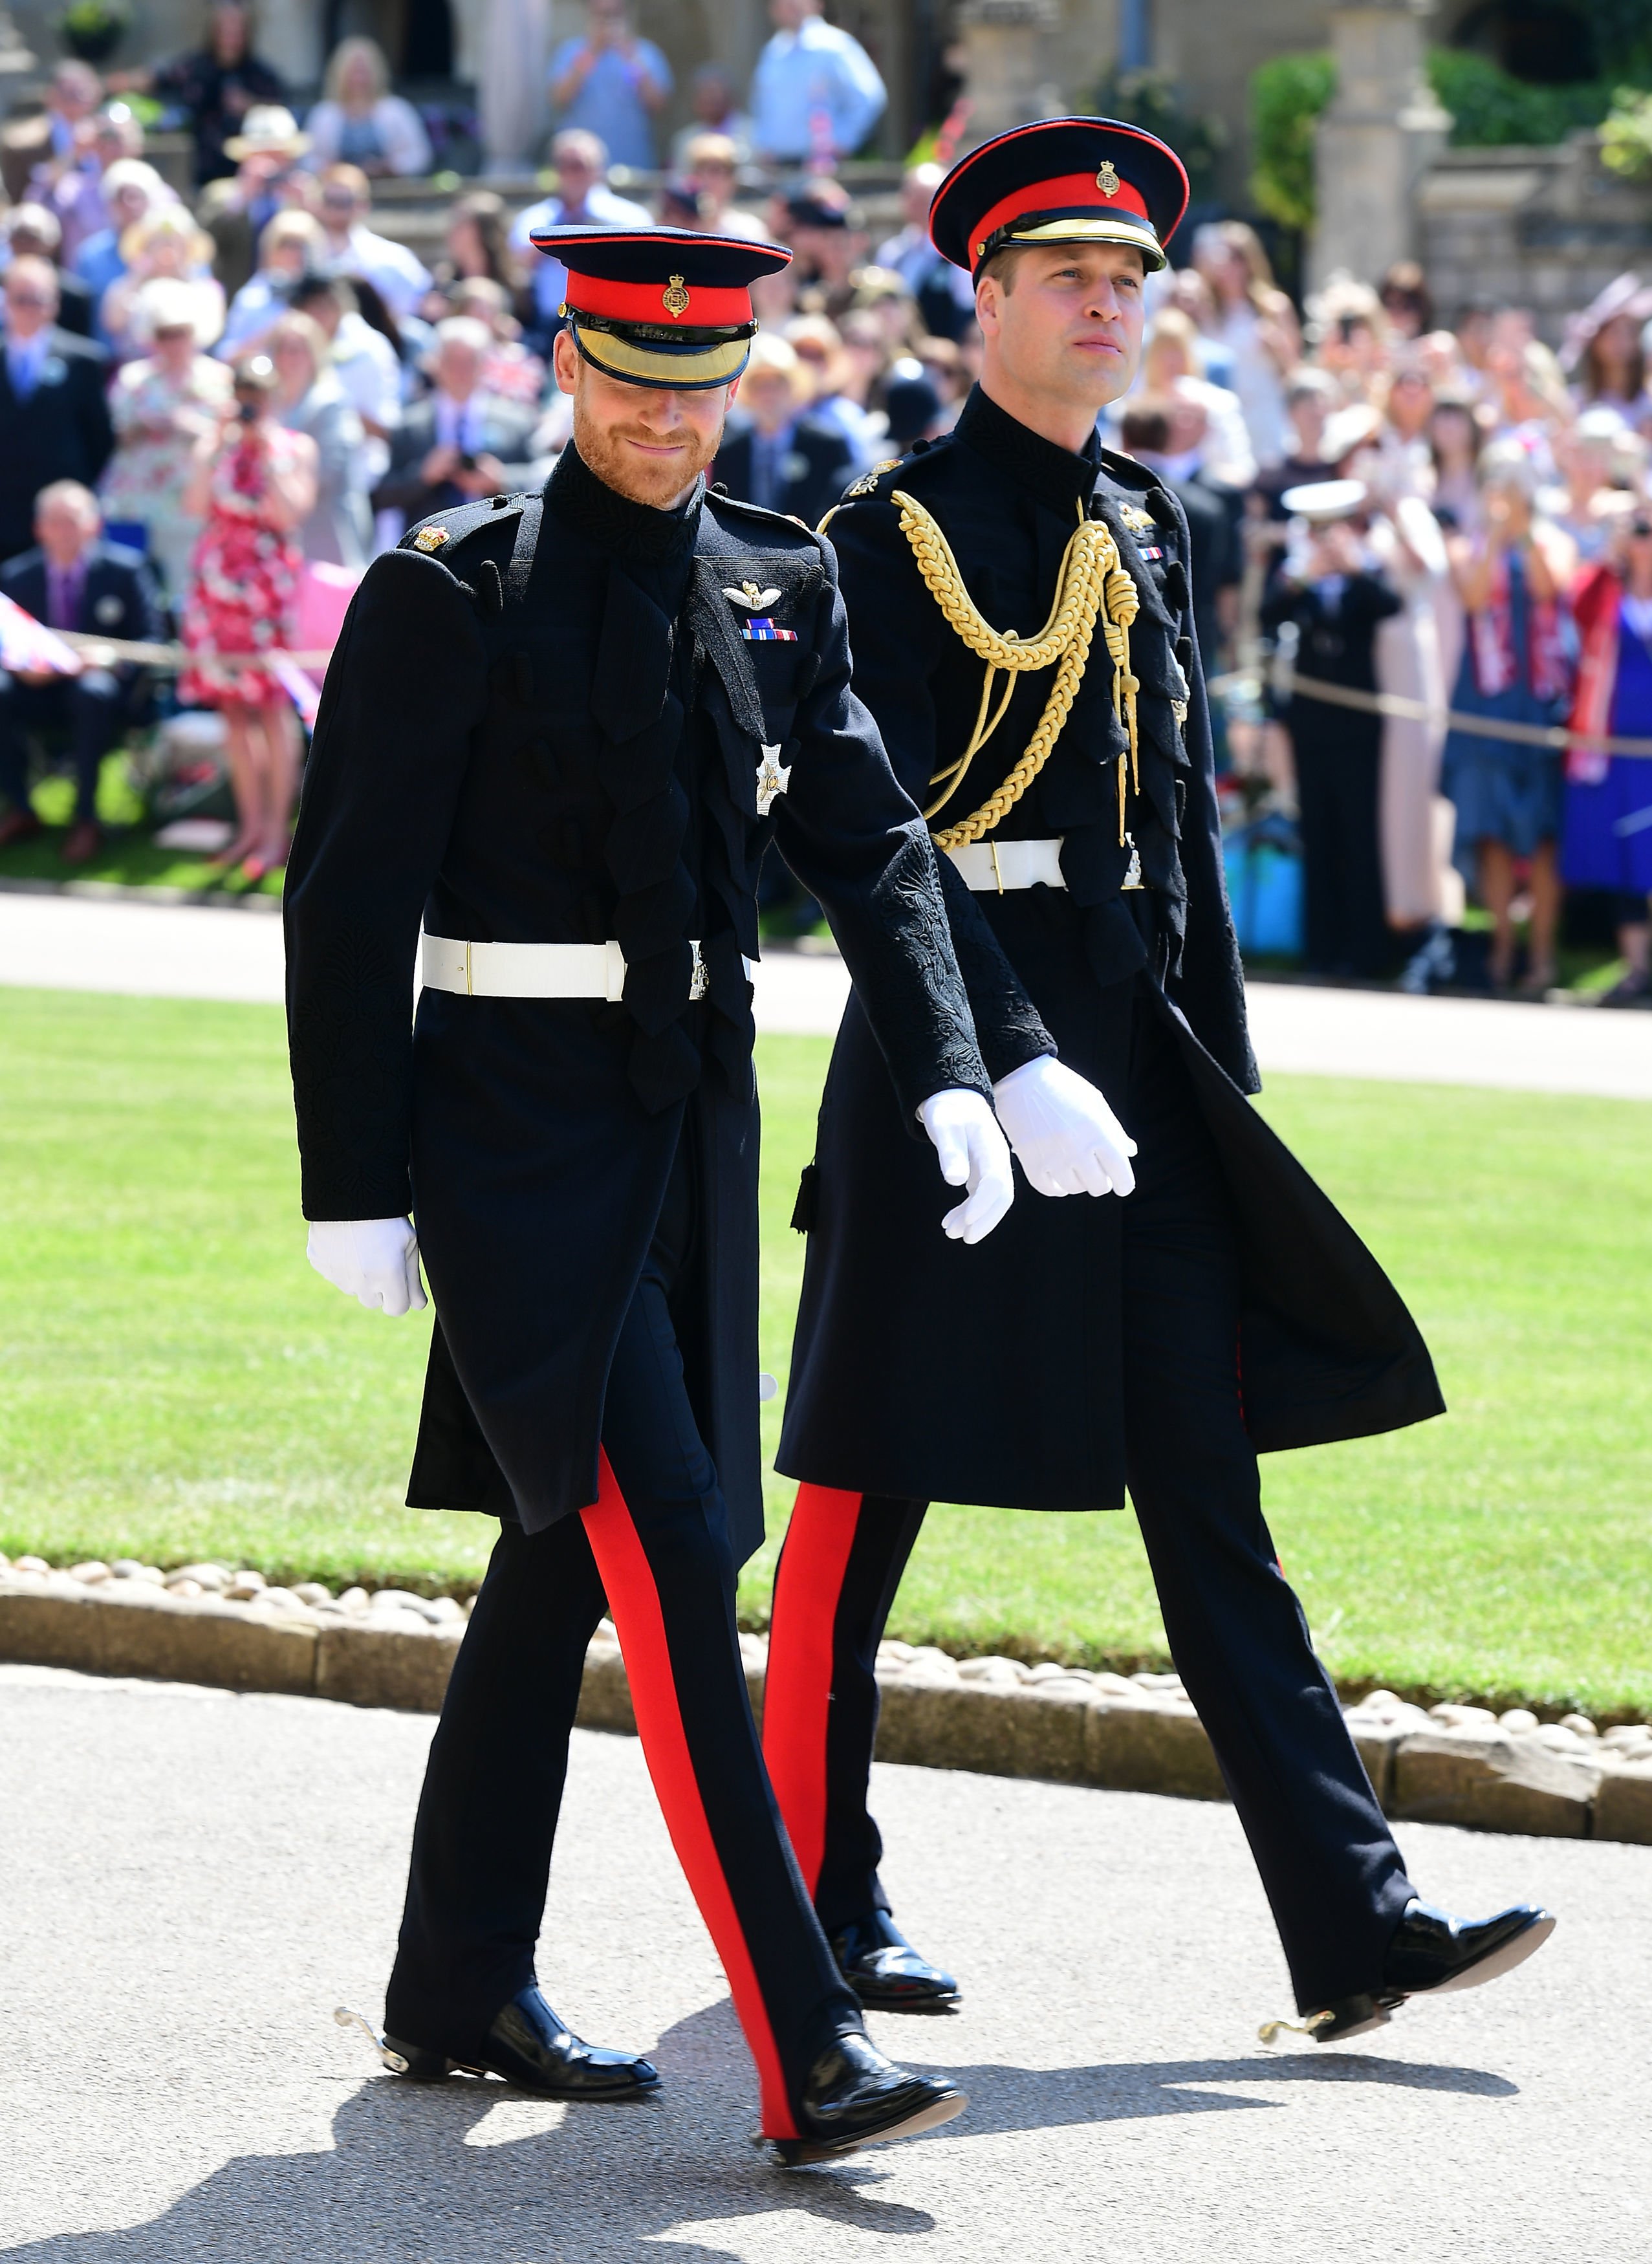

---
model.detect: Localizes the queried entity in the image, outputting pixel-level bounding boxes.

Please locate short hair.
[6,202,62,252]
[100,157,164,203]
[259,210,323,262]
[290,270,354,314]
[685,132,739,171]
[1119,398,1173,454]
[35,478,100,524]
[1478,437,1541,498]
[976,244,1026,296]
[268,309,331,371]
[554,128,607,172]
[434,314,492,356]
[744,332,801,380]
[1285,365,1338,408]
[321,162,371,202]
[6,254,60,301]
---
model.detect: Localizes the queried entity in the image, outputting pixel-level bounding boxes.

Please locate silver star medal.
[755,743,791,816]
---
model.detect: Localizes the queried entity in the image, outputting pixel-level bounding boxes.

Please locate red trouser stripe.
[580,1454,797,2140]
[761,1483,863,1903]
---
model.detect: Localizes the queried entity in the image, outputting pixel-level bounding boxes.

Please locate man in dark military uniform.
[761,123,1555,2045]
[285,225,1019,2164]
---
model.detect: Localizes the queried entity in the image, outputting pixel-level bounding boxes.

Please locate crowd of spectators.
[0,7,1646,999]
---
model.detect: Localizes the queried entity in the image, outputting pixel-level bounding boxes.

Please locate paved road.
[3,886,1652,1097]
[1,1664,1646,2264]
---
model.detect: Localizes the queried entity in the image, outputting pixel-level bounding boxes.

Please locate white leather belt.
[422,935,746,1003]
[945,837,1066,893]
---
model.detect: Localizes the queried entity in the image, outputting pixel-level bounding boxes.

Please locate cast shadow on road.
[0,2004,1517,2264]
[894,2047,1519,2137]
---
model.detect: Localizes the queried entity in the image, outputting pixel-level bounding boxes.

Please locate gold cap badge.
[413,525,450,552]
[662,274,690,320]
[1097,160,1120,198]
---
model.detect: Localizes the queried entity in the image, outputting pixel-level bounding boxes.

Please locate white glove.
[307,1217,428,1315]
[917,1088,1016,1244]
[993,1054,1137,1199]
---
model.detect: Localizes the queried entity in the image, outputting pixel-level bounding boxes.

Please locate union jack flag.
[0,593,79,677]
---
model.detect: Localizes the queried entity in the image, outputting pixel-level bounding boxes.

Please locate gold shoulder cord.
[892,490,1141,849]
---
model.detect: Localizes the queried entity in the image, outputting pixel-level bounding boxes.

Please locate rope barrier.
[50,629,336,672]
[1272,667,1652,760]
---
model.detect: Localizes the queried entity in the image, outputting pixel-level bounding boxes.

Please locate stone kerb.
[3,1562,1650,1843]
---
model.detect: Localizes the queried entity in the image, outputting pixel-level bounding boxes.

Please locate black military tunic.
[285,442,990,1565]
[763,386,1441,2019]
[777,386,1443,1512]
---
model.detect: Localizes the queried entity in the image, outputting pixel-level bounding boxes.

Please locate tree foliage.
[1091,66,1226,206]
[1248,50,1334,232]
[1248,43,1652,235]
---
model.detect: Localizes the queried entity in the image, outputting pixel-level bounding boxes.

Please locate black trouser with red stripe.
[387,1145,862,2139]
[765,1007,1418,2016]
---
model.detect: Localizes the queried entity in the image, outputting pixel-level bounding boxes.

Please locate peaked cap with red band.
[527,224,792,390]
[929,117,1190,278]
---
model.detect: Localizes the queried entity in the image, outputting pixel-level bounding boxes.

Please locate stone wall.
[1418,134,1652,339]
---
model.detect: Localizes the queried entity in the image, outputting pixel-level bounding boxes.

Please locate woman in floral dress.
[179,353,317,878]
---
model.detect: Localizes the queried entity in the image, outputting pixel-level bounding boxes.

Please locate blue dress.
[1561,604,1652,897]
[1442,548,1566,860]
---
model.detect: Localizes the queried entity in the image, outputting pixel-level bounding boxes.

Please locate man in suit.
[2,206,96,338]
[370,316,540,538]
[712,334,857,530]
[1260,486,1400,977]
[0,480,162,862]
[0,257,113,565]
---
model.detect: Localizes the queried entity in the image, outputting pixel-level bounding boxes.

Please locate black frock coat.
[777,388,1444,1513]
[284,445,991,1563]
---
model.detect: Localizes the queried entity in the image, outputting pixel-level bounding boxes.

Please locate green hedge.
[1250,45,1648,232]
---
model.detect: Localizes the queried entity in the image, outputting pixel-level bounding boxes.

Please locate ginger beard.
[558,331,731,510]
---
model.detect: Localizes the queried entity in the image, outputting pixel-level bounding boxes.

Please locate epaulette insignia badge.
[843,457,902,500]
[413,525,451,551]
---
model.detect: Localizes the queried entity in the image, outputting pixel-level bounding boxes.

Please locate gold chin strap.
[893,490,1141,851]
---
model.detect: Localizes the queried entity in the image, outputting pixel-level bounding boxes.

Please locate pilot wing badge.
[755,744,792,815]
[725,580,797,639]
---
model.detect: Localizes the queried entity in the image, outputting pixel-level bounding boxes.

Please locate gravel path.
[1,1664,1646,2263]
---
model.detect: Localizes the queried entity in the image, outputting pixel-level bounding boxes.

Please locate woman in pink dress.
[179,354,316,878]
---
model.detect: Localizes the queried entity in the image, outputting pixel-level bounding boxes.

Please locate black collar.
[545,441,704,565]
[954,385,1101,519]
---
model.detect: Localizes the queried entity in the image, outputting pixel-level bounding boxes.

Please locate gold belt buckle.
[988,841,1004,895]
[464,940,474,995]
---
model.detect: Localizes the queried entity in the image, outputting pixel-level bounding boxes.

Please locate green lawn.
[0,988,1646,1719]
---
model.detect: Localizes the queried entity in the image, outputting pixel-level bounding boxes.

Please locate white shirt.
[750,15,886,161]
[433,391,487,455]
[510,186,654,324]
[5,325,51,397]
[323,223,433,323]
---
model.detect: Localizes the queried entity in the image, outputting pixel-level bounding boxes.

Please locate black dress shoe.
[385,1985,660,2098]
[831,1910,960,2012]
[1305,1898,1556,2043]
[768,2031,966,2166]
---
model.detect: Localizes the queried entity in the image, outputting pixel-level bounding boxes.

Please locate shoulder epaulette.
[706,488,829,556]
[400,491,527,560]
[818,435,955,536]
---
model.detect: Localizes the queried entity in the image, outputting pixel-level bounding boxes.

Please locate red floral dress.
[178,426,305,708]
